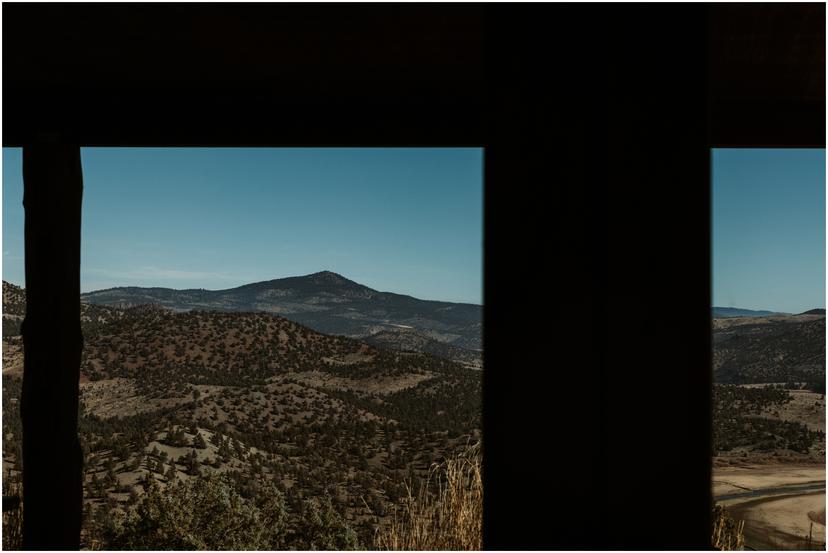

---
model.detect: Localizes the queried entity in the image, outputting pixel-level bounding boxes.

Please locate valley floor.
[714,464,826,550]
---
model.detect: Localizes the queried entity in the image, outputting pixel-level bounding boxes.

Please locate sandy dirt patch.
[713,464,825,497]
[80,378,189,417]
[321,346,376,366]
[715,464,826,550]
[728,493,826,549]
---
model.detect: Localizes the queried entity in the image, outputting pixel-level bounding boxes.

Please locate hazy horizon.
[3,148,483,305]
[1,269,482,306]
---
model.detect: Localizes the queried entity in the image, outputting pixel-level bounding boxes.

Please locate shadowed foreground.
[3,443,482,550]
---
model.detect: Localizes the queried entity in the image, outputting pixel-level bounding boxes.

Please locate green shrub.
[100,473,287,550]
[291,495,361,550]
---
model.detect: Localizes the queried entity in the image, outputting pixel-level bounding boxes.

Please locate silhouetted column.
[21,142,84,550]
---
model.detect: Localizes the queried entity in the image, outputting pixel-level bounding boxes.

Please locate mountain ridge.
[4,274,483,364]
[77,270,481,355]
[82,271,481,307]
[713,306,789,318]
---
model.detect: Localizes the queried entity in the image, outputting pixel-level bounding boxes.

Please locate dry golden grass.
[712,504,744,551]
[374,442,482,551]
[2,474,23,550]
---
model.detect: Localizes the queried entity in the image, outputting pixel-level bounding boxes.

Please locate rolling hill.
[2,281,482,548]
[713,312,826,384]
[3,280,125,337]
[80,271,482,353]
[712,306,788,318]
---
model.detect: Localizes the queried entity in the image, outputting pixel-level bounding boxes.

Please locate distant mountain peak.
[307,270,347,281]
[800,308,826,315]
[303,270,365,289]
[77,272,481,350]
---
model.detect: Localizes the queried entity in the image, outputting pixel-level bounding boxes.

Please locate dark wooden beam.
[709,3,825,147]
[1,3,483,147]
[20,142,84,550]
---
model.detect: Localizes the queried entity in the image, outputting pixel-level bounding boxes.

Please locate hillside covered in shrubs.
[2,285,482,549]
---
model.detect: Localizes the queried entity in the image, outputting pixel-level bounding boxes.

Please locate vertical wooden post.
[20,142,84,550]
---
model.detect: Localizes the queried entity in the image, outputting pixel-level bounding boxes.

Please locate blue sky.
[713,149,825,314]
[3,148,483,304]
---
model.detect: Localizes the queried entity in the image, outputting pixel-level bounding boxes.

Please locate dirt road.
[714,465,826,550]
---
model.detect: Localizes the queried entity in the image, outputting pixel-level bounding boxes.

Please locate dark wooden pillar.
[20,142,84,550]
